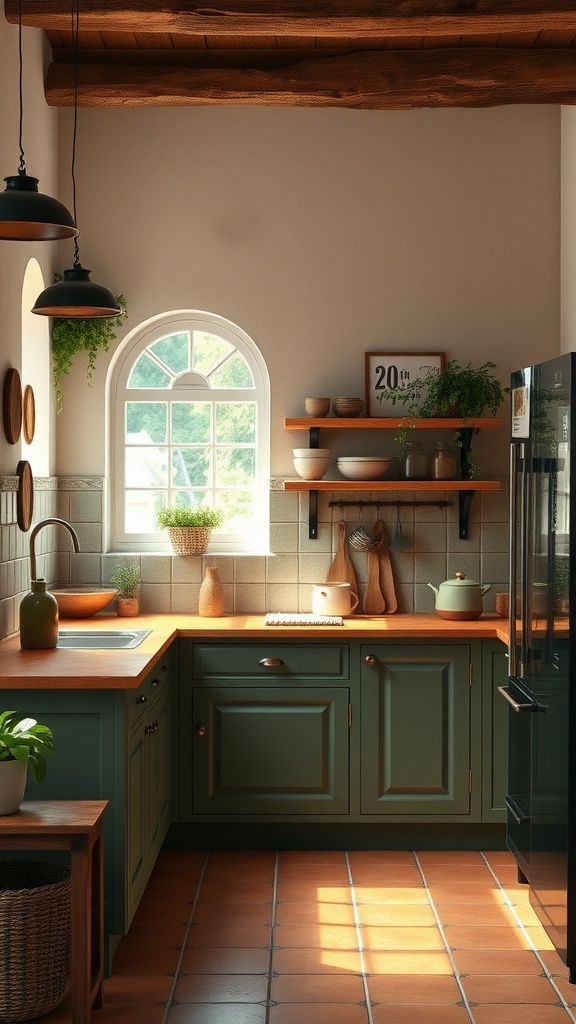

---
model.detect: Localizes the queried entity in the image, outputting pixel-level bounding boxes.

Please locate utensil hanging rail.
[328,500,452,509]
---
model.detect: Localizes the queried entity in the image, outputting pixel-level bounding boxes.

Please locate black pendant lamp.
[32,0,120,318]
[0,0,77,241]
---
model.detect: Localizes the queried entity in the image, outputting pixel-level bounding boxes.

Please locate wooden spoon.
[327,521,359,599]
[362,521,386,614]
[377,520,398,613]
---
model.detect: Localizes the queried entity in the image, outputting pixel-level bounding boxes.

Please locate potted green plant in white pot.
[0,711,54,814]
[109,562,141,617]
[156,505,225,555]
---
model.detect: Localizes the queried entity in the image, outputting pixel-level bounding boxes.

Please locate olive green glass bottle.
[19,579,59,650]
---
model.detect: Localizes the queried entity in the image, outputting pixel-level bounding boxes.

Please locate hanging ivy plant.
[51,278,128,412]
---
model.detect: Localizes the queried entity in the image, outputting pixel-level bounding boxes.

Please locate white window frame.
[107,310,270,554]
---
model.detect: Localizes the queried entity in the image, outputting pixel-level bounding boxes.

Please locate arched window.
[108,311,270,554]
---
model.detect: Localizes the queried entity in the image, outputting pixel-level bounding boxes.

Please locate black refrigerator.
[504,352,576,979]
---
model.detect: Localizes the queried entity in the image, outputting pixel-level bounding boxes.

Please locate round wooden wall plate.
[22,385,36,444]
[16,460,34,532]
[3,368,22,444]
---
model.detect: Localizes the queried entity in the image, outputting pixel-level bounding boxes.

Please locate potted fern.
[51,286,127,413]
[156,505,225,555]
[110,562,141,617]
[0,711,54,814]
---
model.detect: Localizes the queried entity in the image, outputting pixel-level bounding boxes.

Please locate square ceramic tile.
[172,557,203,584]
[298,552,333,584]
[234,584,266,613]
[414,583,437,613]
[141,555,172,584]
[270,523,299,554]
[447,521,481,552]
[266,554,298,584]
[70,522,102,554]
[299,521,332,554]
[481,523,509,554]
[234,557,266,584]
[481,552,509,583]
[140,584,172,613]
[70,553,102,583]
[266,583,299,612]
[414,523,448,554]
[481,488,510,522]
[446,553,481,581]
[270,491,299,523]
[70,490,103,522]
[171,584,201,614]
[414,552,447,585]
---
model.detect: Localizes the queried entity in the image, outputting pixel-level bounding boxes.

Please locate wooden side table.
[0,800,107,1024]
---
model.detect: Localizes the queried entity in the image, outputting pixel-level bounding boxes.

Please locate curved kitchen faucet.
[29,517,80,582]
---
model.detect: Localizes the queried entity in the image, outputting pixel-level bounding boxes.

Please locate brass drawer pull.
[365,655,376,667]
[195,723,206,736]
[258,658,284,668]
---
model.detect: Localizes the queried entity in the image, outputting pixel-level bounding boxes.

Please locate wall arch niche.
[21,258,52,476]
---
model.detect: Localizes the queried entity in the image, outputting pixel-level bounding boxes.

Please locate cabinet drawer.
[127,656,170,731]
[192,643,349,681]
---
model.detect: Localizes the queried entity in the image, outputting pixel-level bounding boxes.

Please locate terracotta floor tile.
[208,850,276,867]
[370,1005,472,1023]
[276,863,351,883]
[143,879,201,901]
[168,1005,267,1024]
[201,865,274,883]
[427,882,508,904]
[120,923,188,948]
[366,973,462,1004]
[149,863,204,884]
[360,925,446,951]
[351,865,423,885]
[272,947,363,974]
[362,951,455,975]
[463,973,559,1003]
[278,850,348,864]
[102,974,174,1002]
[131,900,193,926]
[276,881,353,903]
[192,902,272,926]
[482,851,516,867]
[357,904,436,927]
[186,924,271,948]
[471,1005,575,1023]
[271,973,366,1002]
[421,864,495,883]
[354,885,428,904]
[348,851,417,866]
[539,949,572,976]
[443,925,532,950]
[92,1005,167,1023]
[491,867,529,886]
[509,903,545,928]
[111,945,181,975]
[548,974,576,1006]
[452,948,546,976]
[180,947,270,974]
[522,926,558,951]
[436,904,519,927]
[269,1003,370,1024]
[156,850,208,868]
[275,901,356,926]
[274,923,359,949]
[197,881,273,903]
[174,973,269,1002]
[417,851,486,865]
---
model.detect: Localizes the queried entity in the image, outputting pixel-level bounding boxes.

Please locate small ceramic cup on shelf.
[304,397,330,417]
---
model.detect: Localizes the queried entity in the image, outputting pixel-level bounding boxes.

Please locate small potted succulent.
[109,562,141,617]
[156,505,225,555]
[0,711,54,814]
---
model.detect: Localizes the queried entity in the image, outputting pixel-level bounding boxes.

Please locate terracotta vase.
[198,567,225,617]
[117,596,139,617]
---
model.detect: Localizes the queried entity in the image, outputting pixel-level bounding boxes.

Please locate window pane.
[125,490,166,533]
[215,447,255,487]
[216,402,256,444]
[172,448,211,487]
[150,333,189,374]
[172,402,211,444]
[211,351,254,388]
[126,447,168,487]
[217,490,258,530]
[128,353,171,389]
[126,402,167,444]
[193,332,233,375]
[168,490,209,510]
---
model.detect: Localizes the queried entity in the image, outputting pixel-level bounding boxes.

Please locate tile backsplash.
[0,475,510,640]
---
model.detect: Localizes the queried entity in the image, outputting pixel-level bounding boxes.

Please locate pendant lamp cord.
[17,0,26,175]
[71,0,81,266]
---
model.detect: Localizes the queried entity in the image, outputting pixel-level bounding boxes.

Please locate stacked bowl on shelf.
[293,448,331,480]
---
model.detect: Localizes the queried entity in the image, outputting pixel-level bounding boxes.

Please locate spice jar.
[399,441,429,480]
[430,441,457,480]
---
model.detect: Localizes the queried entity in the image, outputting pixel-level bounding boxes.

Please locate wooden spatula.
[377,520,398,613]
[362,521,386,614]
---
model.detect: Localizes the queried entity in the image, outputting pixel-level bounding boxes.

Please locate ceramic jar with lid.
[427,571,491,620]
[399,441,428,480]
[430,441,457,480]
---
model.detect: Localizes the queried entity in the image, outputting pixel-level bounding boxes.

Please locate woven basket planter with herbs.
[156,505,225,556]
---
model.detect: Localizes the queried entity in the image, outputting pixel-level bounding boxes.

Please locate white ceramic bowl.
[293,448,330,459]
[337,457,395,481]
[293,457,330,480]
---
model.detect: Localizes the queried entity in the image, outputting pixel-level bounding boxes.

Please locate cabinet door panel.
[193,644,349,680]
[361,645,471,816]
[192,687,349,814]
[482,640,508,821]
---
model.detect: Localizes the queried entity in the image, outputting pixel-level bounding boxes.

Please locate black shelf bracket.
[458,490,475,540]
[308,490,319,540]
[457,426,477,540]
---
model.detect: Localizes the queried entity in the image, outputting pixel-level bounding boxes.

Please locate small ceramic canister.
[305,397,330,417]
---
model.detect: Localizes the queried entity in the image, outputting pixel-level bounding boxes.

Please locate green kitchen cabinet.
[360,644,476,818]
[179,642,350,818]
[481,639,509,821]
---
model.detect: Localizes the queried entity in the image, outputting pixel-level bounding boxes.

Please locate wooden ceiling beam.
[8,0,576,40]
[45,47,576,108]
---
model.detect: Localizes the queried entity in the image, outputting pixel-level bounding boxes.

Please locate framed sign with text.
[364,351,445,417]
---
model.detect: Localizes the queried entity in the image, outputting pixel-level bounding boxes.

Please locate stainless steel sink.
[57,629,151,649]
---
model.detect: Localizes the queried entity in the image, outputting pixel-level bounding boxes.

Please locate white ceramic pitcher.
[312,582,359,617]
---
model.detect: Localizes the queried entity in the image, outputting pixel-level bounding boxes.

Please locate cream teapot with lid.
[427,572,491,620]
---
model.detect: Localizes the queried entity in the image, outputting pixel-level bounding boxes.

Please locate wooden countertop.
[0,613,509,689]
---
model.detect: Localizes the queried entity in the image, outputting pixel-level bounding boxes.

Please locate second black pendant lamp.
[32,0,120,318]
[0,0,77,241]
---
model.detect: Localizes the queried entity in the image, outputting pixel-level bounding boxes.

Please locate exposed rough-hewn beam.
[45,48,576,108]
[8,0,576,39]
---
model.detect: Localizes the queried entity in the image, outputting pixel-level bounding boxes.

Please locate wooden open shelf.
[284,479,502,492]
[285,417,502,430]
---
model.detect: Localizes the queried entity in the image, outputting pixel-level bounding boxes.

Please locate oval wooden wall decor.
[16,460,34,532]
[2,368,22,444]
[22,385,36,444]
